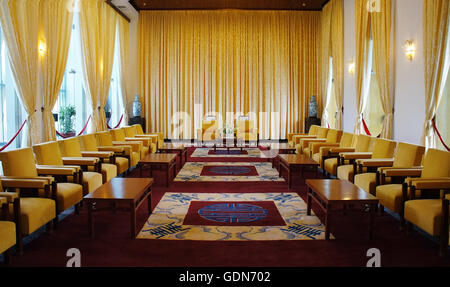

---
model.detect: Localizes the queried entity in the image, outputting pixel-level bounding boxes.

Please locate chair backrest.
[123,126,137,137]
[58,137,82,157]
[421,148,450,178]
[393,142,426,167]
[79,134,99,151]
[354,134,372,152]
[339,132,354,148]
[110,129,126,141]
[237,120,254,132]
[95,131,114,146]
[371,138,397,159]
[317,127,329,139]
[326,129,342,143]
[32,141,64,165]
[134,124,144,135]
[0,148,38,177]
[202,120,217,133]
[309,125,319,135]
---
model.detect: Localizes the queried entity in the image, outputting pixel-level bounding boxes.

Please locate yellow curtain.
[78,0,117,132]
[0,0,40,146]
[139,10,320,139]
[354,0,372,135]
[320,3,332,127]
[118,16,130,126]
[422,0,450,147]
[372,0,393,139]
[40,0,73,142]
[331,0,344,130]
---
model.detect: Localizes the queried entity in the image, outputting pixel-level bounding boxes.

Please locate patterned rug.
[137,193,330,241]
[191,148,262,158]
[175,162,284,182]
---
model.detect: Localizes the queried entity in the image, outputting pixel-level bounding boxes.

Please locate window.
[324,57,338,129]
[105,26,124,128]
[0,26,27,151]
[362,38,384,136]
[53,13,89,136]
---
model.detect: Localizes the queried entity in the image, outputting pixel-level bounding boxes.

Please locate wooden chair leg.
[4,249,12,265]
[439,199,449,257]
[13,198,23,256]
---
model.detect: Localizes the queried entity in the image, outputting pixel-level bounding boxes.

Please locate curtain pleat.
[78,0,117,133]
[0,0,40,146]
[139,10,320,139]
[331,0,344,130]
[422,0,450,147]
[40,0,73,142]
[118,16,130,126]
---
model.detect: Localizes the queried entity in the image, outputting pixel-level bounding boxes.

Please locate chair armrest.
[81,151,114,158]
[313,143,340,155]
[113,141,142,153]
[36,165,79,176]
[301,138,326,149]
[380,168,422,178]
[125,137,151,146]
[0,177,52,189]
[134,135,158,144]
[97,145,126,154]
[357,158,394,168]
[293,135,317,144]
[340,152,372,160]
[62,157,99,166]
[288,133,308,141]
[408,178,450,190]
[0,192,19,203]
[329,147,355,153]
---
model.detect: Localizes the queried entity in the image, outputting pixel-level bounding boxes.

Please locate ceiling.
[129,0,330,11]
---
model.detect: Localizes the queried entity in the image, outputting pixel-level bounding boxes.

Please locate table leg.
[149,164,153,177]
[307,188,312,216]
[130,201,136,238]
[325,204,331,240]
[139,164,143,177]
[166,163,170,187]
[288,166,292,189]
[147,188,152,214]
[88,201,93,237]
[368,203,375,240]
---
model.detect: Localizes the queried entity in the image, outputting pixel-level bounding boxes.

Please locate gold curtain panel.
[139,10,321,139]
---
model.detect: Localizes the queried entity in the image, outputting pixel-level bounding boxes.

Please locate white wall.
[342,0,426,144]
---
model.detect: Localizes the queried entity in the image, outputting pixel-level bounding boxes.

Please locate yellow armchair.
[313,132,353,171]
[110,128,150,158]
[288,125,320,148]
[32,141,101,196]
[58,137,117,183]
[79,133,129,174]
[133,124,164,149]
[123,125,158,153]
[95,131,140,169]
[0,192,15,264]
[196,119,221,146]
[299,129,343,157]
[236,119,258,146]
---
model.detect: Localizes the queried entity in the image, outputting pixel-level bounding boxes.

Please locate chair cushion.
[88,163,117,183]
[0,221,15,254]
[114,157,129,174]
[0,148,39,177]
[354,173,377,195]
[376,184,403,213]
[324,158,338,176]
[393,142,425,167]
[340,132,354,147]
[141,146,150,158]
[302,147,310,157]
[237,132,257,141]
[372,139,397,159]
[421,148,450,178]
[337,164,354,182]
[11,198,55,235]
[82,172,103,195]
[55,183,83,213]
[312,153,321,167]
[404,199,447,236]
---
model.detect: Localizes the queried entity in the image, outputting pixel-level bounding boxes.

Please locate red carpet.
[6,146,450,267]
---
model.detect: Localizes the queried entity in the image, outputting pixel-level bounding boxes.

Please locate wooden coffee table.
[306,179,379,240]
[262,143,296,170]
[137,153,177,187]
[278,154,319,189]
[84,178,153,238]
[158,143,187,171]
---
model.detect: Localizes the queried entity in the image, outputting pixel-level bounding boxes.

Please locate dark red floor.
[5,148,450,267]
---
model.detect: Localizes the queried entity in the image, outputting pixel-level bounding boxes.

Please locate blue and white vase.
[309,95,318,118]
[132,95,142,117]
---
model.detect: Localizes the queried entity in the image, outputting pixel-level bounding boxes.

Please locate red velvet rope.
[106,114,123,130]
[362,117,372,136]
[0,119,27,152]
[56,115,91,139]
[432,119,450,151]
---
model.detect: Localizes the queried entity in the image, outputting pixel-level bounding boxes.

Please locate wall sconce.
[38,41,46,56]
[405,40,416,61]
[348,62,355,75]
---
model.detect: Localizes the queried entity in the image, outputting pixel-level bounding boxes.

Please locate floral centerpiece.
[222,123,236,137]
